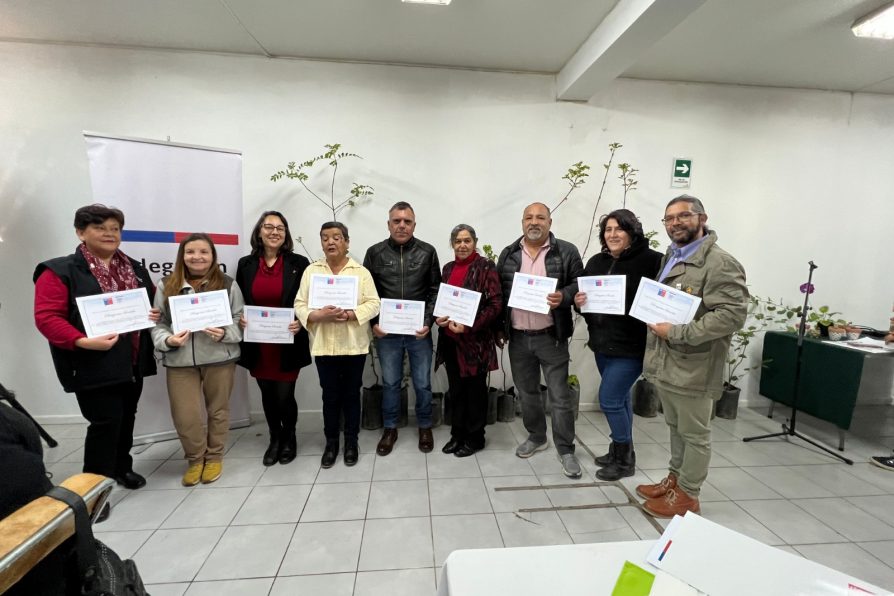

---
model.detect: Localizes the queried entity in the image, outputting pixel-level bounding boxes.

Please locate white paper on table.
[308,273,359,310]
[647,512,891,596]
[75,288,155,338]
[577,275,626,315]
[169,289,234,333]
[379,298,425,336]
[243,305,295,344]
[629,278,701,325]
[842,337,894,353]
[507,272,558,315]
[433,283,482,327]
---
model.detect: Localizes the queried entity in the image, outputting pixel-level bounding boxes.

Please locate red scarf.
[79,244,140,293]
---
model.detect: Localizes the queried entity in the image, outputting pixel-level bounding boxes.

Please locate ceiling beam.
[556,0,706,101]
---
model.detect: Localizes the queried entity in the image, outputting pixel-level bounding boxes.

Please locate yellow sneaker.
[201,461,222,484]
[182,462,204,487]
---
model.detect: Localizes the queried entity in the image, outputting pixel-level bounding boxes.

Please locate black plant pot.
[431,392,444,428]
[497,388,516,422]
[361,384,384,430]
[715,383,741,420]
[632,378,659,418]
[486,387,500,425]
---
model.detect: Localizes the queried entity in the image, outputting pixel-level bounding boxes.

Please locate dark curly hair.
[73,204,124,230]
[598,208,645,253]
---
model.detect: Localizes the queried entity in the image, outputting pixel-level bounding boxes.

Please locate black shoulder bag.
[45,486,149,596]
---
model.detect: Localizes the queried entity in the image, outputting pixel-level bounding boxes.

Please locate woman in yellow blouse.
[295,222,380,469]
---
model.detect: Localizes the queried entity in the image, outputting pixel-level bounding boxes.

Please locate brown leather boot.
[643,488,700,518]
[635,473,677,499]
[377,428,398,456]
[418,427,434,453]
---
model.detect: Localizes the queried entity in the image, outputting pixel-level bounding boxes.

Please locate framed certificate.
[379,299,425,335]
[308,274,359,310]
[629,278,702,325]
[507,273,557,315]
[75,288,154,338]
[243,305,295,344]
[433,283,482,327]
[578,275,626,315]
[168,289,234,333]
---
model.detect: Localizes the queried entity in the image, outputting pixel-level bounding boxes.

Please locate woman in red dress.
[236,211,312,466]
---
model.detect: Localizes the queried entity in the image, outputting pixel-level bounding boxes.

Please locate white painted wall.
[1,42,892,422]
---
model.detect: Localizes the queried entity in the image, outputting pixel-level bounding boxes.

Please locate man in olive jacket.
[636,195,748,517]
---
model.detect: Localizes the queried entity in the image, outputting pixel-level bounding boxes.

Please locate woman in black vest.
[33,204,159,490]
[236,211,312,465]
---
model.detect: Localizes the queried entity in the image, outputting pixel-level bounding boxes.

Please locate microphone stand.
[743,261,853,465]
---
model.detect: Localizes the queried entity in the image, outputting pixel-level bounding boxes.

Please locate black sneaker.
[870,455,894,471]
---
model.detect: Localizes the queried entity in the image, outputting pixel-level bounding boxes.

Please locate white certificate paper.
[169,289,234,333]
[629,278,702,325]
[379,299,425,335]
[433,283,482,327]
[578,275,626,315]
[243,306,294,344]
[507,273,558,315]
[75,288,154,338]
[308,274,358,310]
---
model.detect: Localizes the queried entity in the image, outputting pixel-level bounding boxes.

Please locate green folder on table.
[611,560,655,596]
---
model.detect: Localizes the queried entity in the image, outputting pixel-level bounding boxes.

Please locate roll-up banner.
[83,132,249,444]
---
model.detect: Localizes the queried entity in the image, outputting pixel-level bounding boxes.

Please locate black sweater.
[580,237,662,358]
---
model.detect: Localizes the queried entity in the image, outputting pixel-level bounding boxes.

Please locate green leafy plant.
[482,244,498,263]
[726,295,801,387]
[550,161,590,215]
[271,143,374,221]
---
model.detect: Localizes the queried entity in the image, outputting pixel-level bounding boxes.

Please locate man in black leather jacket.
[363,202,441,456]
[496,202,584,478]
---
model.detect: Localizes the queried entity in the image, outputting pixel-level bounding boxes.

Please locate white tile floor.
[41,403,894,594]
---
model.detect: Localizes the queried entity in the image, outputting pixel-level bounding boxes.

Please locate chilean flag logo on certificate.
[327,278,335,285]
[261,311,269,317]
[190,297,200,304]
[395,303,403,310]
[657,288,667,297]
[103,297,114,305]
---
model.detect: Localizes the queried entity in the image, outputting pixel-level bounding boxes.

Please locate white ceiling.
[1,0,893,96]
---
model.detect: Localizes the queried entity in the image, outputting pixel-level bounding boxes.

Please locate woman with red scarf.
[434,224,502,457]
[33,204,159,490]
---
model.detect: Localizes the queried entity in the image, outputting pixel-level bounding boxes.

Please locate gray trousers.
[508,331,576,455]
[655,384,713,497]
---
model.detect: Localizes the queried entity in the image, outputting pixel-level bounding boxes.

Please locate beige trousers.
[166,363,235,465]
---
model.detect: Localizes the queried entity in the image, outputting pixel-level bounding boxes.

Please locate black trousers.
[74,376,142,478]
[443,336,487,449]
[257,379,299,438]
[315,355,366,445]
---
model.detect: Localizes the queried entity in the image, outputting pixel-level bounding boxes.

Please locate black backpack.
[46,486,149,596]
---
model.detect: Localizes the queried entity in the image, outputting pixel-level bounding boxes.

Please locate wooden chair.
[0,473,114,594]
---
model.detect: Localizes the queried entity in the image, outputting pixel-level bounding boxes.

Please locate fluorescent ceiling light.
[402,0,452,5]
[852,2,894,39]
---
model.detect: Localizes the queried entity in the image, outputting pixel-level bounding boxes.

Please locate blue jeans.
[376,334,433,428]
[595,353,643,444]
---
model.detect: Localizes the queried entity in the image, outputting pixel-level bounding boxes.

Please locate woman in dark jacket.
[33,204,158,490]
[435,224,503,457]
[574,209,662,480]
[236,211,311,466]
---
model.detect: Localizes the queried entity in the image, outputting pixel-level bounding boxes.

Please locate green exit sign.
[672,158,691,188]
